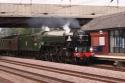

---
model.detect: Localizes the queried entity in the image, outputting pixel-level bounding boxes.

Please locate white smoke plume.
[63,21,70,34]
[42,26,50,31]
[27,17,80,29]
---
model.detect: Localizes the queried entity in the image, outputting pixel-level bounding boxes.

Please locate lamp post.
[110,0,119,7]
[99,30,103,36]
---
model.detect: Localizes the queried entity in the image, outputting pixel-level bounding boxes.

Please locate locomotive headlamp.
[90,47,93,52]
[75,47,78,52]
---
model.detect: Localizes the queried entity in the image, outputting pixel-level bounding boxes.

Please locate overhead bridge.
[0,17,92,28]
[0,3,125,27]
[1,3,125,18]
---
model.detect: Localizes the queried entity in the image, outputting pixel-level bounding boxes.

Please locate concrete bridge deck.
[0,3,125,18]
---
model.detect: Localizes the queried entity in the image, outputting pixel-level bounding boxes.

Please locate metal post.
[117,0,119,8]
[109,0,119,8]
[30,0,32,16]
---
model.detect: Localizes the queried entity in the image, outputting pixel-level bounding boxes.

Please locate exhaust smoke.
[27,17,80,29]
[42,26,50,31]
[63,21,70,34]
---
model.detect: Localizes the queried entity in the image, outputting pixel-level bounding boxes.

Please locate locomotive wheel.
[72,57,79,65]
[49,54,52,61]
[82,57,90,65]
[89,56,95,64]
[62,55,66,63]
[58,55,63,63]
[55,55,59,62]
[72,58,76,64]
[35,54,41,60]
[35,55,39,60]
[48,54,53,61]
[51,55,55,62]
[61,55,65,63]
[40,53,46,61]
[45,54,48,61]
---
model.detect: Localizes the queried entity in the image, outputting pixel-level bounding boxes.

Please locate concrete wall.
[0,3,125,18]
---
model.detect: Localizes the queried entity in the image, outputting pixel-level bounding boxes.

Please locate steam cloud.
[27,17,80,29]
[63,21,70,33]
[42,26,50,31]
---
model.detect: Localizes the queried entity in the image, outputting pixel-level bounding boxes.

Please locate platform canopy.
[82,11,125,31]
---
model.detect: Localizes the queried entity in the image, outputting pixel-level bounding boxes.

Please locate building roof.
[0,3,125,18]
[82,11,125,31]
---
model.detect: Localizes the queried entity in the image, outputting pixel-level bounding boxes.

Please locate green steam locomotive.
[0,30,94,64]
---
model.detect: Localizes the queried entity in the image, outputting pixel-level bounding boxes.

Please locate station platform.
[94,55,125,61]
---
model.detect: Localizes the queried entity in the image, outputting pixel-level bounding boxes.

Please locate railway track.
[0,56,125,83]
[92,64,125,72]
[0,61,71,83]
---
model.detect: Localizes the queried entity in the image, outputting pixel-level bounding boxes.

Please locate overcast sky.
[0,0,125,6]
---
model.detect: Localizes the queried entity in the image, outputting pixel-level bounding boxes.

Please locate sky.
[0,0,125,6]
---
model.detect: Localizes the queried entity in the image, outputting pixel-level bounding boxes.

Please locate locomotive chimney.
[67,35,72,41]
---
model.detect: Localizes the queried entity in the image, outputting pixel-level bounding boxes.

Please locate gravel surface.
[0,70,39,83]
[0,76,13,83]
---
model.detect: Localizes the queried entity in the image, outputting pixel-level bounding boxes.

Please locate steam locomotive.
[0,29,94,64]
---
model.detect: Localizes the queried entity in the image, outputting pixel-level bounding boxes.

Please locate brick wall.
[90,31,109,55]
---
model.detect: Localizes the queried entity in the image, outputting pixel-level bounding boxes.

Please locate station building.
[82,12,125,56]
